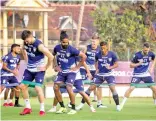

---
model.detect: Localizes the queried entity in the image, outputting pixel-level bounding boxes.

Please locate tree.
[90,4,154,61]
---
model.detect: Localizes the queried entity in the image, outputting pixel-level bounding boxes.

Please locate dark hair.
[21,30,32,40]
[100,41,108,46]
[60,30,68,41]
[11,44,20,52]
[92,32,100,39]
[143,42,150,48]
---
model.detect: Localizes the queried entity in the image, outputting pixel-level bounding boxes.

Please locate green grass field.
[1,97,156,120]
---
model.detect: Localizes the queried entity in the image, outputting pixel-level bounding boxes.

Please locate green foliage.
[90,4,155,60]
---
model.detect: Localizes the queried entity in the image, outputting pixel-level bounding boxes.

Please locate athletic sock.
[59,101,65,107]
[24,99,31,108]
[113,94,119,105]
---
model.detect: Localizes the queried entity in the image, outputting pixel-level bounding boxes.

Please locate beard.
[62,45,68,49]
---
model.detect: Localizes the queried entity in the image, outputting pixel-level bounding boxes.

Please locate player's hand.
[70,66,79,72]
[138,60,143,66]
[149,67,154,74]
[95,69,99,74]
[37,66,46,71]
[106,65,112,70]
[87,72,92,80]
[12,69,19,76]
[54,66,62,72]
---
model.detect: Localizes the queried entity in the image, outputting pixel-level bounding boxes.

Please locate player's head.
[100,41,108,55]
[142,42,150,55]
[91,32,100,49]
[60,30,69,49]
[21,30,34,44]
[11,44,20,54]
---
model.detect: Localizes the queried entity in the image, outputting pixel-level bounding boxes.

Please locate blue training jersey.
[1,53,20,76]
[132,51,155,75]
[85,45,100,71]
[95,51,118,76]
[24,39,45,72]
[53,44,80,73]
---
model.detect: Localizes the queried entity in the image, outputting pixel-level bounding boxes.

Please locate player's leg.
[66,72,77,114]
[19,70,33,115]
[76,75,103,110]
[120,77,141,110]
[0,77,5,93]
[48,97,58,112]
[151,86,156,104]
[92,89,97,102]
[3,88,10,106]
[53,72,67,114]
[153,92,156,105]
[74,79,96,112]
[106,76,120,111]
[1,76,9,106]
[34,71,46,116]
[8,88,14,106]
[14,85,23,107]
[8,76,23,107]
[48,86,67,112]
[90,71,97,102]
[143,76,156,105]
[96,87,107,108]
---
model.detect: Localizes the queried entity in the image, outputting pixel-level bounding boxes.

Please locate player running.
[77,41,120,111]
[19,30,53,116]
[77,33,107,109]
[53,31,86,114]
[48,56,95,113]
[120,42,156,110]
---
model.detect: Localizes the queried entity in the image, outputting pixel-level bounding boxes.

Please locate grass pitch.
[1,97,156,120]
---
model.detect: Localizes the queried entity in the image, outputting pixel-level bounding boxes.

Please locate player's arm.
[2,57,17,75]
[82,61,92,80]
[79,51,87,64]
[2,62,14,73]
[21,45,28,63]
[106,52,118,70]
[38,44,54,70]
[108,61,118,70]
[149,53,156,73]
[16,60,20,70]
[130,54,142,68]
[130,62,142,68]
[52,48,62,72]
[95,53,99,74]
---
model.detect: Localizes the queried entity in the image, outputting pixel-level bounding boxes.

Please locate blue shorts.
[59,79,84,93]
[1,76,19,87]
[73,79,84,92]
[93,75,115,86]
[22,69,45,84]
[131,76,154,84]
[80,68,96,80]
[54,72,76,85]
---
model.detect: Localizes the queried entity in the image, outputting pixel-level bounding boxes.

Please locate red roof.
[48,4,97,38]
